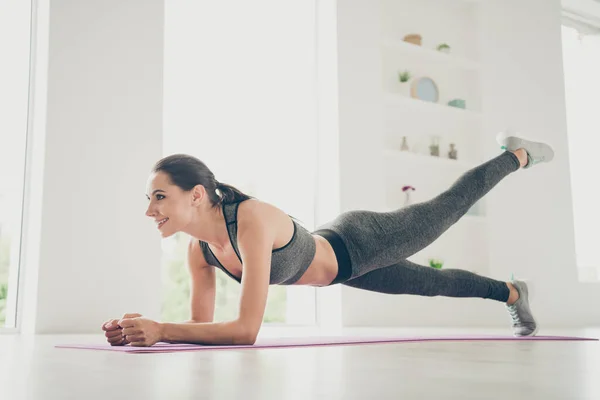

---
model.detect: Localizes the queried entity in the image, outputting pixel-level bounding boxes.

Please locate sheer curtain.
[561,25,600,279]
[160,1,318,325]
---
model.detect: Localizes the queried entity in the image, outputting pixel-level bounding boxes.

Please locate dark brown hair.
[152,154,253,208]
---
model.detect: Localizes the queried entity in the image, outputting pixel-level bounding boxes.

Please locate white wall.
[336,0,385,217]
[338,0,600,328]
[20,0,165,334]
[481,0,600,327]
[314,0,343,329]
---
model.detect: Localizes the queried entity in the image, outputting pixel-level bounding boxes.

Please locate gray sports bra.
[199,201,317,285]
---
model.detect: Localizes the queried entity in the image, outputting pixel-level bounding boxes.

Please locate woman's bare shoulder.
[237,198,287,223]
[187,235,210,269]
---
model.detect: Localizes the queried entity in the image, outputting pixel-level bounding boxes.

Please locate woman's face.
[145,171,196,238]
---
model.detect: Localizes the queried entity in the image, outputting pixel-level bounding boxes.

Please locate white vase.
[399,82,410,97]
[403,191,413,206]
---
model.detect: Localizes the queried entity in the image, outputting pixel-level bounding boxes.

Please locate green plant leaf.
[398,70,411,82]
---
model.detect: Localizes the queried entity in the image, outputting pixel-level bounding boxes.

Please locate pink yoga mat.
[56,334,598,353]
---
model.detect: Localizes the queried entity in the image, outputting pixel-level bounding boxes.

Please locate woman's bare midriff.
[292,234,339,286]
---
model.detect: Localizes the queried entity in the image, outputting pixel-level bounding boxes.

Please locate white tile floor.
[1,326,599,400]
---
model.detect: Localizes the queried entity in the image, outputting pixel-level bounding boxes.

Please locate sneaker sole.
[502,136,555,164]
[515,325,539,337]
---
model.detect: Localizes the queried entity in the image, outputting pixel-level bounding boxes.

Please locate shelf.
[383,93,482,123]
[377,0,488,278]
[384,148,477,170]
[381,38,481,72]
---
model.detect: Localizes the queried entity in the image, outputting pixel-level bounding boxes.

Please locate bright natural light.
[159,1,318,325]
[0,0,32,329]
[561,24,600,279]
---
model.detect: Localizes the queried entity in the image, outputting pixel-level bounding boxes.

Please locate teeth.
[157,218,168,225]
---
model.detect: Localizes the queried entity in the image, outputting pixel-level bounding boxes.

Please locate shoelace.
[507,304,521,325]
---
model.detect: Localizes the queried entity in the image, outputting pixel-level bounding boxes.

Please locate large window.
[160,1,318,325]
[561,23,600,280]
[0,1,33,329]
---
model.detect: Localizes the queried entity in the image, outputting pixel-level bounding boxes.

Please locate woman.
[102,133,554,347]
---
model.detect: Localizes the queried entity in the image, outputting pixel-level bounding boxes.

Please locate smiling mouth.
[157,218,169,229]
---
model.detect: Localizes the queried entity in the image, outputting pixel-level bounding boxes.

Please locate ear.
[191,185,205,205]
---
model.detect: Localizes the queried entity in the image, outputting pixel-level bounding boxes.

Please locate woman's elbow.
[233,323,258,345]
[234,331,258,345]
[235,335,257,346]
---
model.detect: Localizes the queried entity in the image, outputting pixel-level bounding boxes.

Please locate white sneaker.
[496,131,554,169]
[506,280,539,337]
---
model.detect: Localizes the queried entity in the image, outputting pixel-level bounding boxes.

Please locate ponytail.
[215,181,254,205]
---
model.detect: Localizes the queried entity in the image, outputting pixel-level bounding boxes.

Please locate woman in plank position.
[102,133,554,347]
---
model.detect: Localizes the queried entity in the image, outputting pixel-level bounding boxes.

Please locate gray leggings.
[314,151,521,303]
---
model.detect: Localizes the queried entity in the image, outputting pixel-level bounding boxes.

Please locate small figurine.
[400,136,409,151]
[429,136,440,157]
[448,143,457,160]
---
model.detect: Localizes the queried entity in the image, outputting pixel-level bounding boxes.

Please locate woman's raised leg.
[319,150,522,278]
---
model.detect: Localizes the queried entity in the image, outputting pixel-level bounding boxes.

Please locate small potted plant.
[398,70,411,96]
[398,70,411,83]
[429,258,444,269]
[436,43,451,54]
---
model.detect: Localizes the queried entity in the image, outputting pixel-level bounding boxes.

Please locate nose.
[145,203,155,218]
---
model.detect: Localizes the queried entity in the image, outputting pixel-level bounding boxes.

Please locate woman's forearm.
[159,319,254,345]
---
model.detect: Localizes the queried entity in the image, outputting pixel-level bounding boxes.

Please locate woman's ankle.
[506,282,520,305]
[510,149,528,168]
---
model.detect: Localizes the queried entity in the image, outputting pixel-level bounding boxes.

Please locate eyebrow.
[146,189,165,198]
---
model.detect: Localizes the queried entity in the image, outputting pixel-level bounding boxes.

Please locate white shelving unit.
[381,38,481,71]
[383,92,482,124]
[379,0,488,274]
[384,148,477,171]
